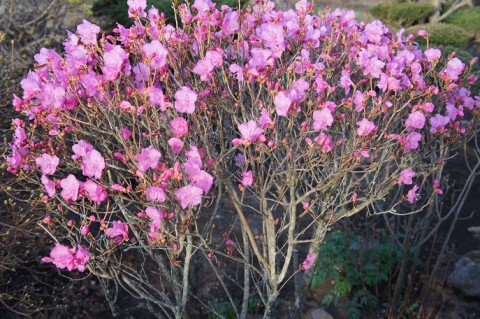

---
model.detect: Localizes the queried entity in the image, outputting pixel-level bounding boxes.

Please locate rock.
[447,250,480,297]
[468,226,480,239]
[310,307,334,319]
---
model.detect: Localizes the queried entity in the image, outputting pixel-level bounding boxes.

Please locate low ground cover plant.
[5,0,480,318]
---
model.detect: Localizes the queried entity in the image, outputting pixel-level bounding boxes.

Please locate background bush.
[406,23,472,48]
[369,2,434,28]
[444,6,480,41]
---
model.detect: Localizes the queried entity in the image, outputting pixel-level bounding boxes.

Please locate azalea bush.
[5,0,480,318]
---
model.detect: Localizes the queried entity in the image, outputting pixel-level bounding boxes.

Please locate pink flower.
[301,253,317,270]
[142,40,168,70]
[248,48,273,70]
[127,0,147,18]
[81,225,90,236]
[365,20,385,44]
[424,48,441,63]
[312,108,334,131]
[168,138,184,155]
[193,51,223,81]
[222,10,239,35]
[42,243,75,271]
[146,86,170,111]
[417,29,428,37]
[192,0,214,13]
[314,133,334,153]
[274,91,292,116]
[404,132,422,151]
[444,58,465,80]
[39,83,65,110]
[111,184,127,192]
[106,220,129,242]
[423,102,435,112]
[73,245,90,272]
[190,170,214,193]
[405,111,426,131]
[102,45,129,81]
[60,175,80,202]
[259,23,285,56]
[398,169,416,185]
[82,150,105,179]
[229,63,244,81]
[356,118,376,137]
[407,185,420,204]
[174,86,197,114]
[83,179,108,205]
[119,101,133,111]
[72,140,93,160]
[36,154,59,175]
[241,171,253,187]
[146,206,165,235]
[13,127,27,147]
[170,117,189,136]
[176,185,203,209]
[120,128,132,140]
[41,175,56,198]
[76,20,100,45]
[136,145,161,173]
[340,70,353,94]
[145,186,167,203]
[430,114,450,134]
[238,120,263,143]
[434,179,444,195]
[258,108,273,129]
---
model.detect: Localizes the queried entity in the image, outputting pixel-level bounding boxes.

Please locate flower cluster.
[5,0,478,305]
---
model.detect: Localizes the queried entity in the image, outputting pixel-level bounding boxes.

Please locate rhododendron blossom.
[76,20,100,45]
[106,220,129,242]
[444,58,465,80]
[407,185,420,204]
[82,149,105,179]
[405,111,426,131]
[398,169,416,185]
[83,179,108,205]
[127,0,147,18]
[404,132,423,151]
[145,186,167,203]
[136,146,161,173]
[274,91,292,116]
[42,243,90,272]
[36,154,59,175]
[60,174,80,202]
[72,140,93,160]
[312,108,334,131]
[170,117,189,136]
[301,253,317,270]
[168,138,183,155]
[41,175,56,198]
[174,86,197,114]
[241,171,253,187]
[356,118,376,137]
[176,185,203,209]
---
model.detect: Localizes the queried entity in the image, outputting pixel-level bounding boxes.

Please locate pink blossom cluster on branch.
[5,0,479,284]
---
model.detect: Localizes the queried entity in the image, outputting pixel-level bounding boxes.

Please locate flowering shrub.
[6,0,480,317]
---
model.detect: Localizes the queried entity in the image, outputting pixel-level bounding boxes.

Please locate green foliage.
[406,23,472,48]
[369,2,434,28]
[310,231,403,319]
[445,7,480,36]
[92,0,244,30]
